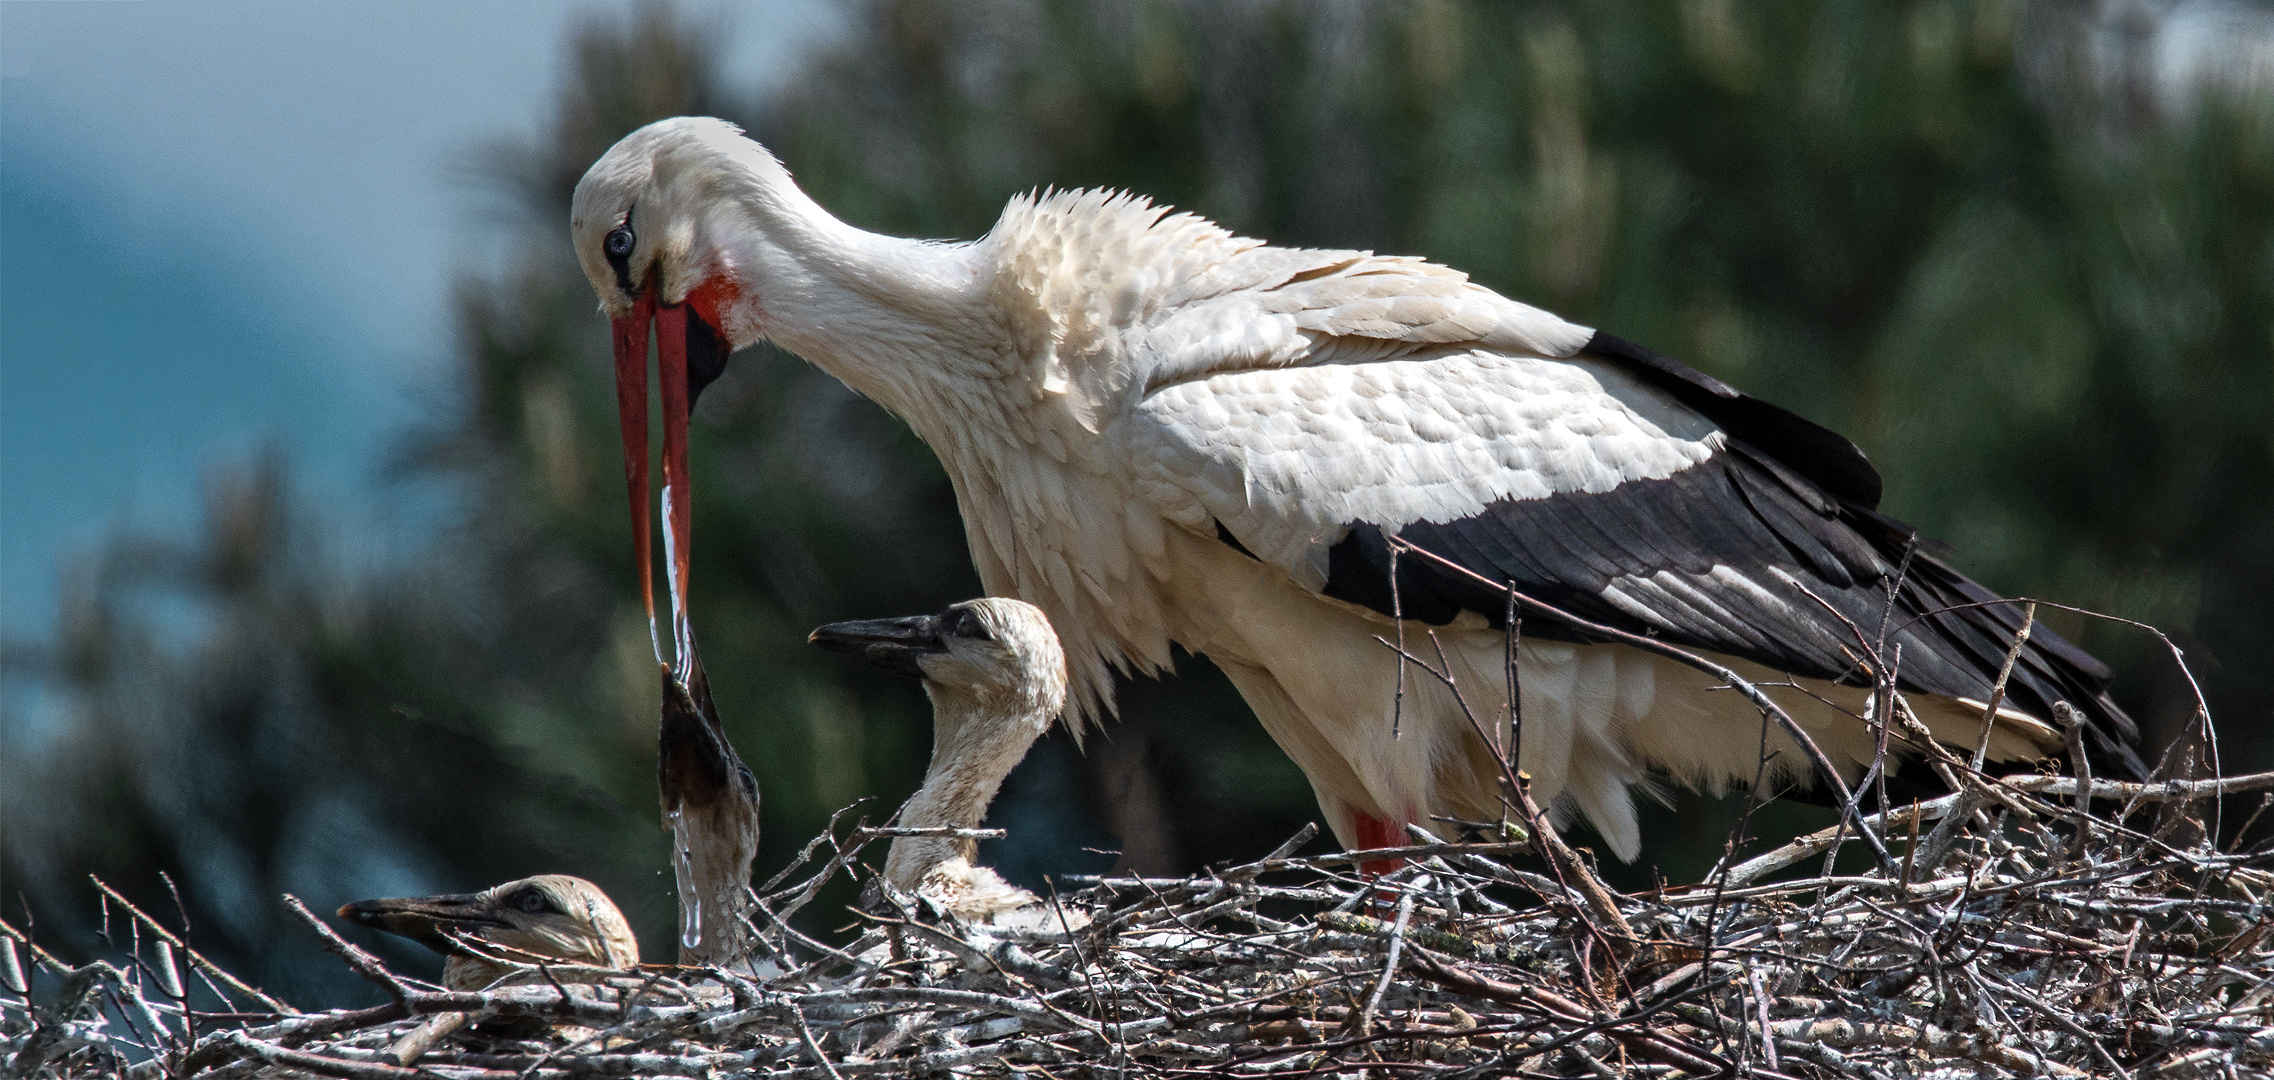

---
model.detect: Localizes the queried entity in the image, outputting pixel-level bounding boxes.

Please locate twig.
[1374,631,1637,948]
[854,826,1006,841]
[1971,600,2035,773]
[281,894,413,1006]
[790,999,847,1080]
[1385,537,1897,872]
[1358,879,1417,1030]
[90,877,298,1016]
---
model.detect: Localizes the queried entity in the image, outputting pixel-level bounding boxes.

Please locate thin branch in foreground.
[89,877,299,1017]
[1384,537,1897,873]
[280,895,414,1007]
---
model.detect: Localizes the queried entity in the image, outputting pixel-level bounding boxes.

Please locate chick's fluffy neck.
[883,680,1053,890]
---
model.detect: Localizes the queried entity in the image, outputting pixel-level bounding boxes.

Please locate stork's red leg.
[1353,813,1406,877]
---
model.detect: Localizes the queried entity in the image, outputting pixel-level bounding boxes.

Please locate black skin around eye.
[515,889,552,914]
[605,212,638,295]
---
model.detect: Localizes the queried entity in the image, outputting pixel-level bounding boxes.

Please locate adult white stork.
[574,117,2144,863]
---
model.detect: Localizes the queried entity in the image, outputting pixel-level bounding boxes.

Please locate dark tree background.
[5,0,2268,1007]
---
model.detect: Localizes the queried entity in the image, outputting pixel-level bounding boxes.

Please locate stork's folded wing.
[1110,343,2139,770]
[1117,348,1731,596]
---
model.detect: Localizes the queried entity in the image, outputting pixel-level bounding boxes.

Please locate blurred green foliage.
[4,0,2267,1006]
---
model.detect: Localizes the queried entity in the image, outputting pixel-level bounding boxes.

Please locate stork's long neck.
[883,683,1052,891]
[713,152,994,412]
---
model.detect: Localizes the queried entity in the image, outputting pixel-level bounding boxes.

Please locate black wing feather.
[1303,336,2146,780]
[1583,331,1884,508]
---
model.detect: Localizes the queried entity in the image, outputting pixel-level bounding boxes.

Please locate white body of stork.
[573,117,2140,861]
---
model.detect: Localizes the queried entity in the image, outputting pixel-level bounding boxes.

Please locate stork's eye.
[513,888,555,915]
[952,609,993,641]
[604,225,635,260]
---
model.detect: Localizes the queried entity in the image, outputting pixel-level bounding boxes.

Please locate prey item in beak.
[809,615,950,679]
[657,659,761,966]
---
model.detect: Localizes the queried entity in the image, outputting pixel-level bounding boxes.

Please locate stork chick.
[811,598,1070,923]
[338,874,638,991]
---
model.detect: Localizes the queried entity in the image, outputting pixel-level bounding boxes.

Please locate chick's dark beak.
[809,615,949,679]
[336,893,500,958]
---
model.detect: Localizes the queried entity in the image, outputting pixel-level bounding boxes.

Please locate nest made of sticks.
[7,760,2274,1080]
[11,589,2273,1079]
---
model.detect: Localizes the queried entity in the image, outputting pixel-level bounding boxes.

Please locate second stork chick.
[339,874,639,990]
[339,875,642,1062]
[811,598,1073,925]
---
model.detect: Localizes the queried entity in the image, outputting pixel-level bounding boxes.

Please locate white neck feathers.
[673,138,990,405]
[882,679,1055,891]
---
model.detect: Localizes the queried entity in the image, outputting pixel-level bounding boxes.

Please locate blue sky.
[1,0,834,635]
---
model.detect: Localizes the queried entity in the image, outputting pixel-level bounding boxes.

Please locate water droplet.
[669,807,704,953]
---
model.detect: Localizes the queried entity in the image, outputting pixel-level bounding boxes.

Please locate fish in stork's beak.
[809,613,953,679]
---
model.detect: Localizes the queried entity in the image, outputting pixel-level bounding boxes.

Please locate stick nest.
[7,769,2274,1079]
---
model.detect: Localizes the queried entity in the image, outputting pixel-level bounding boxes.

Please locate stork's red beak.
[610,281,732,690]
